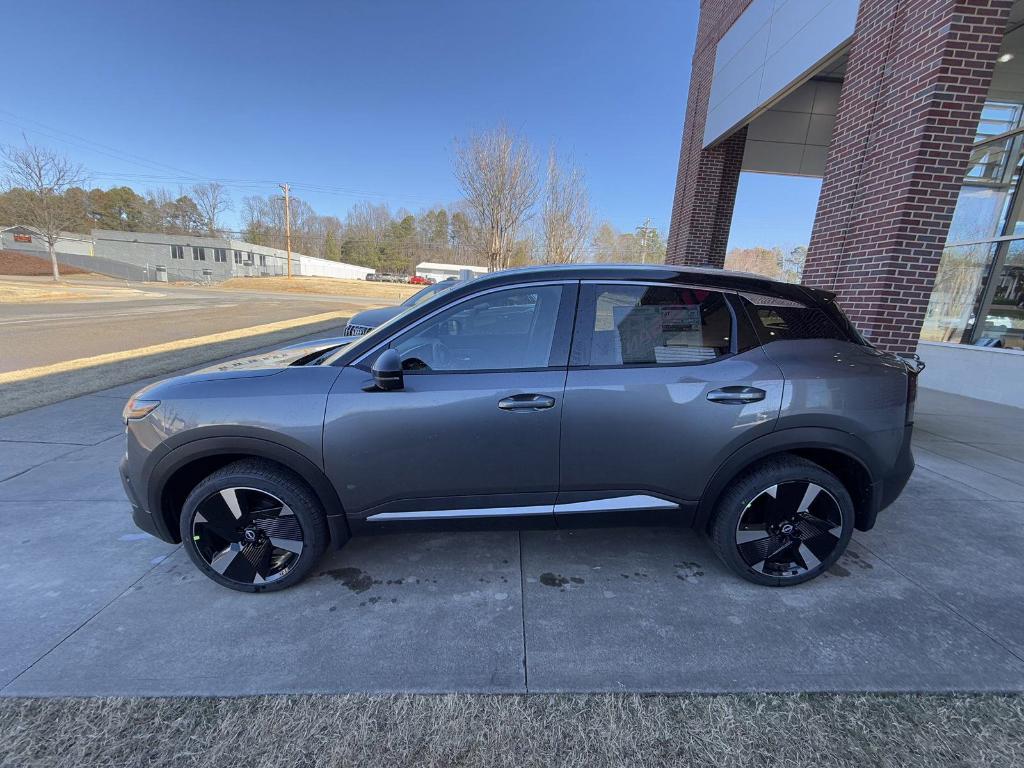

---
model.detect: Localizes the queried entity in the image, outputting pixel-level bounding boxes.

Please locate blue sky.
[1,0,817,249]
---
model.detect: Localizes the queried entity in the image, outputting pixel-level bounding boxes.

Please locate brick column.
[666,1,753,268]
[804,0,1012,354]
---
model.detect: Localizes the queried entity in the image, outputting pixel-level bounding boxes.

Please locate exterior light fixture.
[998,53,1015,63]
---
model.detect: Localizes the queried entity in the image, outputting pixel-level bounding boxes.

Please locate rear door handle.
[706,386,766,404]
[498,394,556,411]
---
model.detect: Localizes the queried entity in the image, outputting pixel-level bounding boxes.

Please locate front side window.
[192,246,206,261]
[574,284,732,366]
[387,285,566,372]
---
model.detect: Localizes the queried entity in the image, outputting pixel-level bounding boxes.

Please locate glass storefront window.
[947,133,1024,244]
[974,101,1023,142]
[921,243,997,343]
[978,240,1024,349]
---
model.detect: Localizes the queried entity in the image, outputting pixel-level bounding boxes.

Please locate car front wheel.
[180,459,329,592]
[709,456,854,586]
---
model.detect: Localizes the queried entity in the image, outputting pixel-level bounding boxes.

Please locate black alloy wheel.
[191,487,305,586]
[709,456,854,586]
[735,481,843,578]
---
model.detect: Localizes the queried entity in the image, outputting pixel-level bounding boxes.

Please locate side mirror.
[371,349,404,391]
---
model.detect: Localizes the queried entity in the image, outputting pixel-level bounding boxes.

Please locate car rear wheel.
[709,456,854,586]
[180,459,328,592]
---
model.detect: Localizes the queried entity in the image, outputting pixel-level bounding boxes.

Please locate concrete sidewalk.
[2,349,1023,695]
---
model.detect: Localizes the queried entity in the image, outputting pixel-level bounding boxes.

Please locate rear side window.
[740,296,848,343]
[573,284,733,366]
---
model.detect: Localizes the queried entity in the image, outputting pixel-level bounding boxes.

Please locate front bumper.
[120,454,167,541]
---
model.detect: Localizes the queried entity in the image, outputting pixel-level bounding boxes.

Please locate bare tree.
[191,181,231,235]
[453,125,538,271]
[1,142,86,281]
[541,148,591,264]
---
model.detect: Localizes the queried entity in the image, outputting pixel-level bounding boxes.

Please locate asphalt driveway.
[2,342,1023,696]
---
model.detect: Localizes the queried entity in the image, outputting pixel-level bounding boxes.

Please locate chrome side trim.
[366,505,554,522]
[553,494,679,514]
[365,494,680,522]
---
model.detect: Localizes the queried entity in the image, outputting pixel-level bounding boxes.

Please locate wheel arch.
[147,436,349,546]
[697,428,882,533]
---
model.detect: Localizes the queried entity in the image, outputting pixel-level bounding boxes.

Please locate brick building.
[668,0,1024,406]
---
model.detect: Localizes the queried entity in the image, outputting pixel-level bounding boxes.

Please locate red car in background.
[408,275,435,285]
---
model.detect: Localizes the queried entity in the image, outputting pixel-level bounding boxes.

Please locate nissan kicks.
[120,264,920,592]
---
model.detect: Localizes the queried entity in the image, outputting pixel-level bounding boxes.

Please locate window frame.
[191,246,206,261]
[214,248,228,263]
[568,280,740,370]
[170,244,184,260]
[353,280,581,375]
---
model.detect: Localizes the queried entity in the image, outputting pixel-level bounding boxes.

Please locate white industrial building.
[0,226,373,283]
[414,262,488,281]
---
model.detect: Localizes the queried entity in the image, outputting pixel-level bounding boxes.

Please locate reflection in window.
[921,243,995,343]
[979,241,1024,349]
[948,133,1023,244]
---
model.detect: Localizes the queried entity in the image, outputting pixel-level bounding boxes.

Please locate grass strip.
[2,693,1022,768]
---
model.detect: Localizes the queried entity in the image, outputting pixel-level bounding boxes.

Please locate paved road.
[0,281,384,372]
[1,359,1023,695]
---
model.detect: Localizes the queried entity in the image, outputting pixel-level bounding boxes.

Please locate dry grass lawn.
[2,693,1022,768]
[0,278,155,304]
[216,276,421,302]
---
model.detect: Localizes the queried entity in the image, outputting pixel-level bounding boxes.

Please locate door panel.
[558,351,782,508]
[324,366,566,519]
[556,282,784,521]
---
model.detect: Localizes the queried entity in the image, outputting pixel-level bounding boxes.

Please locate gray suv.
[121,265,918,592]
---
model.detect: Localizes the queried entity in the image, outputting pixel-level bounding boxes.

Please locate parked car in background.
[408,275,434,285]
[343,278,463,336]
[122,264,920,593]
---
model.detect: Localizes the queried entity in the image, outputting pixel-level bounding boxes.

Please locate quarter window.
[574,284,733,366]
[387,285,566,372]
[741,299,847,343]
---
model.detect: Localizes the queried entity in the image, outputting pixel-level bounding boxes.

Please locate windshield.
[401,279,462,307]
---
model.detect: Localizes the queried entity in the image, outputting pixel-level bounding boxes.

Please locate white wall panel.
[703,0,859,147]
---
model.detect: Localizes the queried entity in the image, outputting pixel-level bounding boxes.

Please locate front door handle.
[498,394,556,411]
[706,386,766,404]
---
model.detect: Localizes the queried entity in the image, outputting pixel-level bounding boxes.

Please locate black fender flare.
[147,436,349,545]
[695,427,881,531]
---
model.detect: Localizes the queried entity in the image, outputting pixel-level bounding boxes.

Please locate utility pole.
[636,218,653,264]
[279,183,292,278]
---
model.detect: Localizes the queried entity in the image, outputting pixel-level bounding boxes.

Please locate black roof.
[461,263,831,305]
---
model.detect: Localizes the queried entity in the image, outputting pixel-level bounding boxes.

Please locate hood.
[346,305,405,329]
[190,336,355,376]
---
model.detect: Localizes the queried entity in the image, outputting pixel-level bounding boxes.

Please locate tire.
[708,455,854,587]
[179,459,329,593]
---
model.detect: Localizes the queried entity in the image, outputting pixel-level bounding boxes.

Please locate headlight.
[123,389,161,422]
